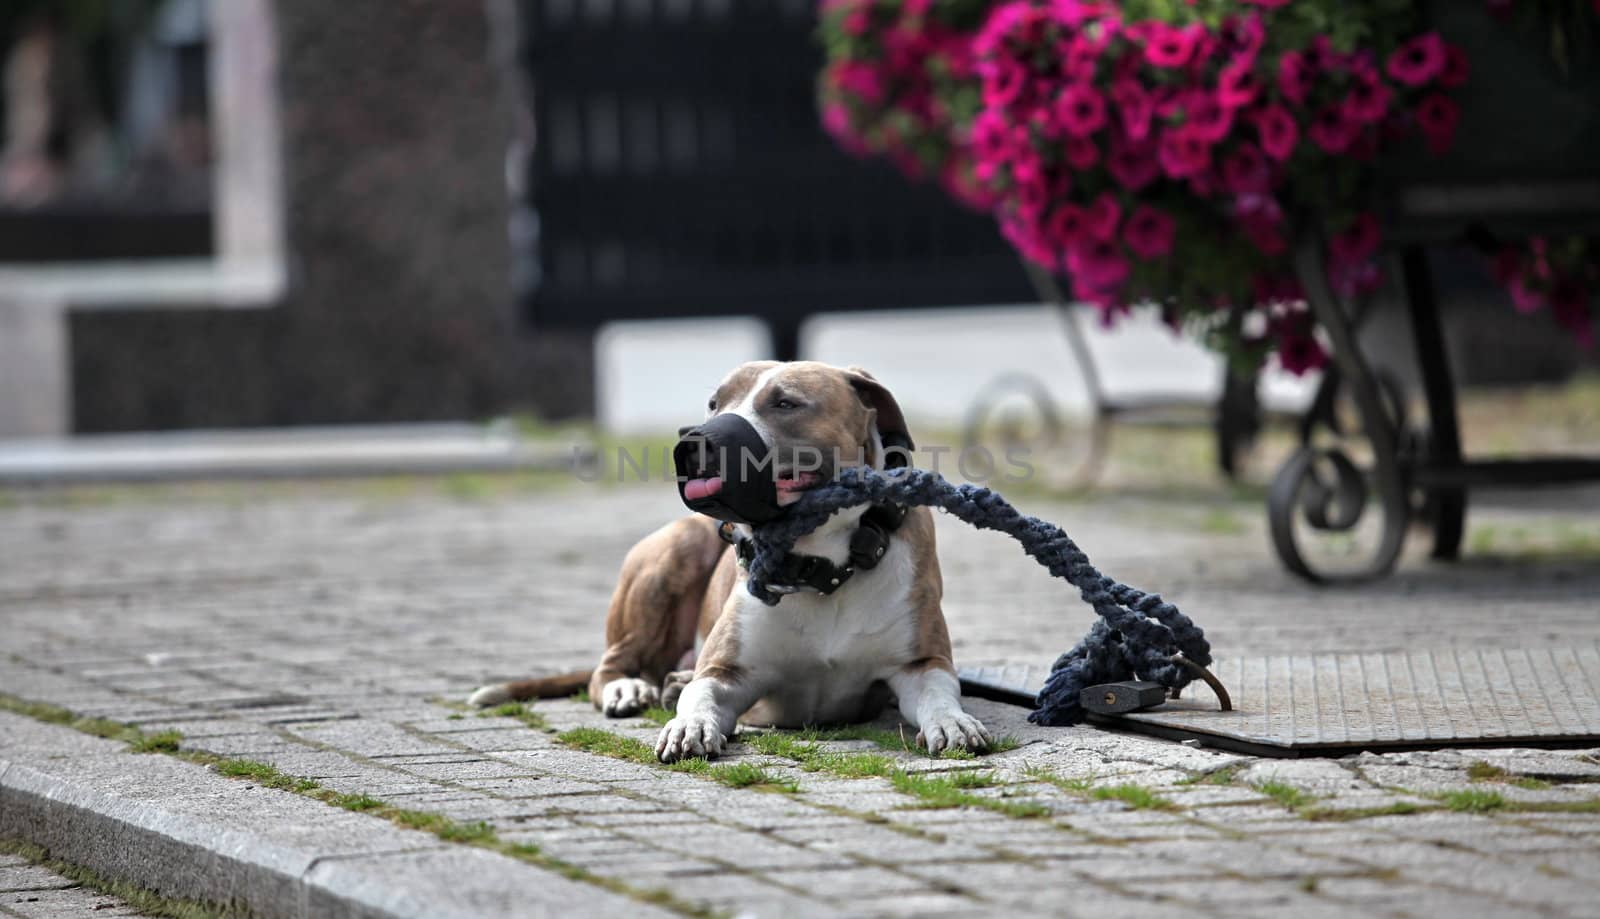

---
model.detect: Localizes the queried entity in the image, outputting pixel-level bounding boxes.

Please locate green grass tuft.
[795,724,914,752]
[744,731,895,778]
[478,702,549,730]
[1466,760,1508,781]
[329,792,385,812]
[556,726,796,790]
[1091,783,1177,811]
[707,762,799,793]
[1441,789,1508,814]
[1178,764,1243,786]
[1466,760,1552,790]
[1300,801,1425,822]
[570,688,591,703]
[743,732,819,760]
[1025,768,1174,811]
[389,809,497,842]
[130,729,184,754]
[556,727,657,763]
[810,751,897,779]
[889,769,1046,817]
[214,758,321,793]
[1255,780,1315,810]
[986,735,1023,753]
[638,706,675,726]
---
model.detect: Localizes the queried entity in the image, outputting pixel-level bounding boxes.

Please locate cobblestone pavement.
[2,479,1599,917]
[0,853,152,918]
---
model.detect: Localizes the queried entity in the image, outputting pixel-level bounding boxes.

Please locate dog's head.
[673,361,913,524]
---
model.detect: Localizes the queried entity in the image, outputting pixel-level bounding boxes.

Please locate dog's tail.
[467,670,592,708]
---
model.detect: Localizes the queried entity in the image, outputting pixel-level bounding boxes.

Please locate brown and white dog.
[469,361,991,762]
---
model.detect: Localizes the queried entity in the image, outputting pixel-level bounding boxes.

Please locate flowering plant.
[819,0,1599,371]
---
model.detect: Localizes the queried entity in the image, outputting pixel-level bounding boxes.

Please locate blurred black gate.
[513,0,1032,359]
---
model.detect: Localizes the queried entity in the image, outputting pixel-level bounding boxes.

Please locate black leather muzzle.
[673,413,782,525]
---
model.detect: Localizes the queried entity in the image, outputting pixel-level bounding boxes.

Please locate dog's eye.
[707,398,717,412]
[773,398,798,410]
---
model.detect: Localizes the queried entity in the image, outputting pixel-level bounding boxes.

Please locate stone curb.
[0,712,667,919]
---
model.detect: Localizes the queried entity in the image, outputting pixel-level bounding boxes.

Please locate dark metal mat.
[959,646,1600,758]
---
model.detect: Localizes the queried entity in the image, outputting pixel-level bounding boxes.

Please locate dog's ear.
[843,366,914,468]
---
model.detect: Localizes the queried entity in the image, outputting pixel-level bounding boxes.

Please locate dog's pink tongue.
[683,476,723,502]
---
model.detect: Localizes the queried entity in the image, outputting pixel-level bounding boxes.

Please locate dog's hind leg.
[590,516,726,717]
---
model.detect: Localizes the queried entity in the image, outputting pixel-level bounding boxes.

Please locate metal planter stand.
[1269,238,1600,583]
[1266,1,1600,582]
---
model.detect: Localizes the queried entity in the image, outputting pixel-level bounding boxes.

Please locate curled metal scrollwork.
[961,372,1110,489]
[1268,239,1413,583]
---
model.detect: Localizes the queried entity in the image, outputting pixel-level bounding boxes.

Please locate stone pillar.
[69,0,594,433]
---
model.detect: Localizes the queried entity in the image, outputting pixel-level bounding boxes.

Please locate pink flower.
[1308,105,1359,154]
[1107,134,1161,191]
[1046,204,1089,249]
[1086,192,1122,241]
[1111,79,1154,141]
[1222,142,1271,195]
[1064,135,1100,170]
[1123,205,1176,259]
[1223,13,1266,58]
[1055,84,1108,137]
[1158,127,1212,178]
[1508,277,1544,314]
[1144,22,1201,69]
[821,103,857,146]
[829,61,884,105]
[1277,50,1312,104]
[1218,57,1261,109]
[1253,105,1299,161]
[1343,70,1392,124]
[1001,215,1058,270]
[1415,93,1460,155]
[843,9,870,36]
[983,60,1028,109]
[1275,327,1327,375]
[1387,32,1447,87]
[1067,238,1131,290]
[1440,44,1470,88]
[1307,35,1352,73]
[1063,31,1111,81]
[1235,193,1286,255]
[972,111,1012,162]
[1331,212,1381,265]
[1182,90,1235,143]
[1243,0,1291,6]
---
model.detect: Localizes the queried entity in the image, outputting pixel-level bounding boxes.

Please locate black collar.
[720,502,907,598]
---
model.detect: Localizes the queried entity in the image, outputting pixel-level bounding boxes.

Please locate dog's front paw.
[917,710,993,756]
[601,677,659,717]
[655,714,725,762]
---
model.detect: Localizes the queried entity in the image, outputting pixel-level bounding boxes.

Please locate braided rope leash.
[745,466,1212,726]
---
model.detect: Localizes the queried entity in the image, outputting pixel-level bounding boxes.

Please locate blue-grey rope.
[745,466,1210,726]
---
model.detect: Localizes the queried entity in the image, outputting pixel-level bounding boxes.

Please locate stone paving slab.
[1,481,1599,917]
[0,714,662,919]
